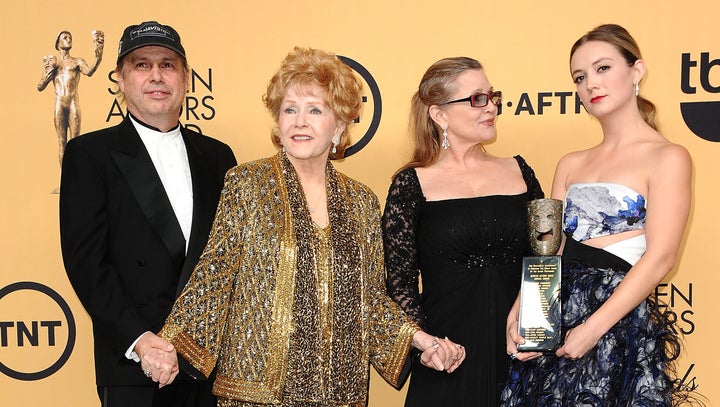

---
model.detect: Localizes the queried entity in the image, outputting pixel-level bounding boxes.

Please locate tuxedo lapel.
[177,127,216,291]
[110,119,186,267]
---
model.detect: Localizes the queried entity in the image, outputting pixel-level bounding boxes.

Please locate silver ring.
[510,352,518,360]
[144,369,152,377]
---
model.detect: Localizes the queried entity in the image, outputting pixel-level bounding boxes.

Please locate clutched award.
[517,198,563,352]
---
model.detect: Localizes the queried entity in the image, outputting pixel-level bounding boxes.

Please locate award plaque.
[517,198,563,352]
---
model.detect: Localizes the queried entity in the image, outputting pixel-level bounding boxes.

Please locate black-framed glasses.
[443,91,502,108]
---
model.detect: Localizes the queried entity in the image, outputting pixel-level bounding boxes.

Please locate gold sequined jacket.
[160,153,418,406]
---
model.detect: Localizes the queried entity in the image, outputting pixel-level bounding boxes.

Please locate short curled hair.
[263,47,363,159]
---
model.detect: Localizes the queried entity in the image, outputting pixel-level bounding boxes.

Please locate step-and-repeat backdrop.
[1,1,717,405]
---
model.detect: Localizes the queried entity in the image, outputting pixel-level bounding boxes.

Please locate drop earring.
[634,82,639,96]
[331,134,340,154]
[441,126,450,150]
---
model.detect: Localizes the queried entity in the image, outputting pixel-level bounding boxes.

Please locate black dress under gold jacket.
[160,152,418,406]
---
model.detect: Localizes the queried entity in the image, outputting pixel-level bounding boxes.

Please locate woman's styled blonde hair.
[263,47,363,159]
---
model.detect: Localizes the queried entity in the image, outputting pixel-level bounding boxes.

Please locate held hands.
[135,333,179,388]
[412,331,465,373]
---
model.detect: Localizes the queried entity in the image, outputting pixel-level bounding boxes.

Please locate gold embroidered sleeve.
[355,182,419,388]
[159,168,246,378]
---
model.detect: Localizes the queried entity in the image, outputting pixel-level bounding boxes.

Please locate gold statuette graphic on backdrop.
[518,198,563,352]
[37,29,104,168]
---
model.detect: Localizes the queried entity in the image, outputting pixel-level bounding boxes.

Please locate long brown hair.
[399,57,483,173]
[570,24,657,130]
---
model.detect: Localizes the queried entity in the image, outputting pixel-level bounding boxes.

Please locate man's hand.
[135,333,179,387]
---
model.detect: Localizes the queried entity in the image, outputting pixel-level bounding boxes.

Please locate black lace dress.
[382,156,544,407]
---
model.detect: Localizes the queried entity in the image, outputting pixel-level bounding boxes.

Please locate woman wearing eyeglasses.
[382,57,544,406]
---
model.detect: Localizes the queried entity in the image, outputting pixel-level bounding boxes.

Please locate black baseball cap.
[117,21,186,63]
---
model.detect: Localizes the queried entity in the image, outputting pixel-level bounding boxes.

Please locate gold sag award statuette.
[517,198,563,352]
[38,29,104,192]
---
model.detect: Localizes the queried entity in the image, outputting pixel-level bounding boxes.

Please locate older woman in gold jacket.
[140,47,465,406]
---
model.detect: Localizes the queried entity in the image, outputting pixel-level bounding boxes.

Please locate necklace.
[307,186,326,214]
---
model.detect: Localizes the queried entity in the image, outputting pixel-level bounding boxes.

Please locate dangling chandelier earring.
[331,134,340,154]
[441,126,450,150]
[634,82,639,96]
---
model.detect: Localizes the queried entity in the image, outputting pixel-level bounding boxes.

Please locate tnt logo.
[680,52,720,142]
[0,282,76,380]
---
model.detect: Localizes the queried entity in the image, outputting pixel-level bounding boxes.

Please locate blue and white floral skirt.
[501,236,685,407]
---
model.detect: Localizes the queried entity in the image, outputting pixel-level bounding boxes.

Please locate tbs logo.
[680,52,720,142]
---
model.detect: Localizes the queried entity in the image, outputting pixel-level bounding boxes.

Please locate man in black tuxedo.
[59,21,236,407]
